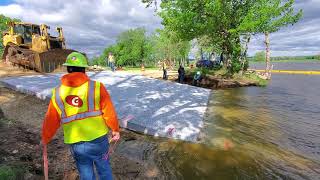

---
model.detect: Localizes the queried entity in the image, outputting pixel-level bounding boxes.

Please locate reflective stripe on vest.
[55,87,66,118]
[88,80,95,111]
[62,110,102,124]
[55,80,100,122]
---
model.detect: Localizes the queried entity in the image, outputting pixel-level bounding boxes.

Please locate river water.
[250,61,320,71]
[119,62,320,179]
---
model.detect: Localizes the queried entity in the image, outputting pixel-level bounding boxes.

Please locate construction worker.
[193,71,202,86]
[41,52,120,180]
[162,60,168,80]
[178,65,185,83]
[108,52,115,72]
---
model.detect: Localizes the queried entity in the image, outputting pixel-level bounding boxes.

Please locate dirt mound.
[183,74,258,89]
[0,62,39,78]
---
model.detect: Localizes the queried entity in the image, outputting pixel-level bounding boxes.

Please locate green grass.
[186,67,268,87]
[186,66,230,78]
[240,73,268,86]
[0,165,25,180]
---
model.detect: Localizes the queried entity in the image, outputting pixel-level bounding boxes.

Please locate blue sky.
[0,0,319,58]
[0,0,12,5]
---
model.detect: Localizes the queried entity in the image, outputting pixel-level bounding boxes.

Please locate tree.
[152,28,190,67]
[159,0,258,73]
[197,35,222,61]
[237,0,302,78]
[0,14,20,56]
[99,27,190,68]
[141,0,158,11]
[253,51,266,61]
[158,0,302,75]
[101,28,148,67]
[89,56,105,66]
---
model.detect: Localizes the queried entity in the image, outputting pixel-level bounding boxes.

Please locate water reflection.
[151,74,320,179]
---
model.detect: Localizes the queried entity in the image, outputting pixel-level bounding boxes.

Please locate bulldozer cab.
[12,23,40,44]
[4,22,65,51]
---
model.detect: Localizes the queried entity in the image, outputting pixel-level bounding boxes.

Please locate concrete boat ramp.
[0,71,211,142]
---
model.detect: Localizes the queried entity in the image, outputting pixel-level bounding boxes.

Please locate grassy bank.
[233,72,268,86]
[186,67,268,87]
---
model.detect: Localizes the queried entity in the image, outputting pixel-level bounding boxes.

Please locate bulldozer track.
[2,44,75,73]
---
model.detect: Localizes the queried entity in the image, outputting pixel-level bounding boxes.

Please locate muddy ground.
[0,84,168,180]
[0,63,167,179]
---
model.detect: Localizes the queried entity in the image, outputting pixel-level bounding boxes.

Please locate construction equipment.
[2,21,76,73]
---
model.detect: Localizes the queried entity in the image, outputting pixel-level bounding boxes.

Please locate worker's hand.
[111,131,120,142]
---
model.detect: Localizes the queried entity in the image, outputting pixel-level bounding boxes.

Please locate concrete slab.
[0,71,211,142]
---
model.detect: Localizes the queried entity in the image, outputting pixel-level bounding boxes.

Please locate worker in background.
[157,60,162,71]
[108,52,115,72]
[42,52,120,180]
[162,60,168,80]
[178,65,185,83]
[193,71,202,86]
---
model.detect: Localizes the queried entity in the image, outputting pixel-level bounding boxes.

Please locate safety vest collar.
[61,72,89,87]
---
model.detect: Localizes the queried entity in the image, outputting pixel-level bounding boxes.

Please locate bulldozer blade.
[36,49,76,73]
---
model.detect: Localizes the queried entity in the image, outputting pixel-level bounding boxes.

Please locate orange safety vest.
[51,80,108,144]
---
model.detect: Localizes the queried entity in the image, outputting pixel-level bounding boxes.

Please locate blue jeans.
[110,62,115,72]
[70,135,113,180]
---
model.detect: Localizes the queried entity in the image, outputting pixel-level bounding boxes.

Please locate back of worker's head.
[63,52,89,73]
[67,66,85,73]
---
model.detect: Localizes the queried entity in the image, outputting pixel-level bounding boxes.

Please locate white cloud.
[0,4,23,17]
[0,0,319,57]
[0,0,161,57]
[248,0,320,56]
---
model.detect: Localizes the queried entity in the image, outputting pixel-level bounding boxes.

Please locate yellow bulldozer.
[2,21,76,72]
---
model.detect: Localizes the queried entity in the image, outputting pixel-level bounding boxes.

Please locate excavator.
[2,21,77,73]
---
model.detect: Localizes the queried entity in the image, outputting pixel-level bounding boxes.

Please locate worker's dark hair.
[67,66,86,73]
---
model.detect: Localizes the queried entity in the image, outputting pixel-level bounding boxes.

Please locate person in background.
[163,60,168,80]
[157,60,162,71]
[193,71,202,86]
[42,52,120,180]
[108,52,115,72]
[178,65,185,83]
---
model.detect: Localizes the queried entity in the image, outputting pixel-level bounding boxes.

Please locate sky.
[0,0,319,58]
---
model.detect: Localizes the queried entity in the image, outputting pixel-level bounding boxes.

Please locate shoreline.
[116,69,267,89]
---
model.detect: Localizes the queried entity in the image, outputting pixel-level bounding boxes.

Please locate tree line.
[251,51,320,61]
[91,28,190,68]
